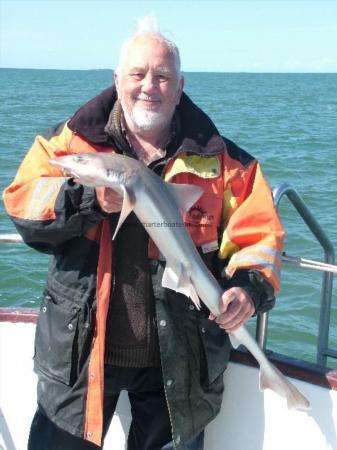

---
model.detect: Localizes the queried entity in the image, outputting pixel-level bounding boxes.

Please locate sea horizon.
[1,67,337,75]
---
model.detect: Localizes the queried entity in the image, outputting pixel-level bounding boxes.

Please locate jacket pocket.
[34,290,80,386]
[198,318,231,386]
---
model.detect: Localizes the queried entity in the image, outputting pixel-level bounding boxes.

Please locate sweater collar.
[103,99,180,159]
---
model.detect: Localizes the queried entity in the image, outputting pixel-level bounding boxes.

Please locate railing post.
[256,312,269,350]
[273,183,335,367]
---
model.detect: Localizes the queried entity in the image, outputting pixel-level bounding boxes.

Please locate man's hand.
[95,187,123,213]
[209,287,255,332]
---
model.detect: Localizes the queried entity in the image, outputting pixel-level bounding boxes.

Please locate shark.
[50,152,310,411]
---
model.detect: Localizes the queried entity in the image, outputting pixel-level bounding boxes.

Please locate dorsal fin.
[165,182,204,214]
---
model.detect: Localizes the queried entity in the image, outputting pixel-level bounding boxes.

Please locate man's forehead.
[126,63,173,74]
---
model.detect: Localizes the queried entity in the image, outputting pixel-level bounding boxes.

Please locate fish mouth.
[50,158,66,169]
[49,158,80,178]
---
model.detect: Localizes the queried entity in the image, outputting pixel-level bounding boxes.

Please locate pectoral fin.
[162,262,201,309]
[112,186,135,240]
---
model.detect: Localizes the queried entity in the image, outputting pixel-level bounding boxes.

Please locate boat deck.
[1,315,336,450]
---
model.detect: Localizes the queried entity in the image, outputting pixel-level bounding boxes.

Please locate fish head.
[50,153,118,188]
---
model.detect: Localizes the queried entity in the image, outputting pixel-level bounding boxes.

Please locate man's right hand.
[95,187,123,213]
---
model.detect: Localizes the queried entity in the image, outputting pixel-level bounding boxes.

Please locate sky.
[0,0,337,72]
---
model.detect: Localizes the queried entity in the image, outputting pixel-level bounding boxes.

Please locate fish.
[50,152,310,411]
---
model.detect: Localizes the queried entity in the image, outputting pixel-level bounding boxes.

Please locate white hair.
[135,15,159,34]
[115,15,181,76]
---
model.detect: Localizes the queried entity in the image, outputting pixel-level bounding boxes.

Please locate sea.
[0,68,336,369]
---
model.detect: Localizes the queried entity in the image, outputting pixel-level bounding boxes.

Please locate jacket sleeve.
[3,122,106,253]
[218,142,285,313]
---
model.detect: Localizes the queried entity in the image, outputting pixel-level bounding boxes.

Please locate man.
[3,17,284,450]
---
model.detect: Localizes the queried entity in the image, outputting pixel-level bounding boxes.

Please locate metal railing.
[0,234,23,243]
[256,182,336,367]
[1,182,336,367]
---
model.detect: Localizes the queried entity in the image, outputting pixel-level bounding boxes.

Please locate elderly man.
[4,18,284,450]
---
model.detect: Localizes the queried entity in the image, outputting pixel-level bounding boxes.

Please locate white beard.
[131,106,169,131]
[120,95,174,132]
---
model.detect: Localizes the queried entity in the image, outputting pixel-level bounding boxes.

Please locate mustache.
[136,93,161,102]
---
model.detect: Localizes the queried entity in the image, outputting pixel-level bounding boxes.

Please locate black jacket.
[3,86,283,446]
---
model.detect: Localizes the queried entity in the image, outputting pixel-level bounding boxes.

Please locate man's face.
[115,36,184,133]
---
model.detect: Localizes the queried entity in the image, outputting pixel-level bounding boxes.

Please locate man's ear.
[114,71,120,94]
[176,76,184,105]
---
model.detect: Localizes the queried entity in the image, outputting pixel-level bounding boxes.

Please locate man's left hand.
[209,287,255,332]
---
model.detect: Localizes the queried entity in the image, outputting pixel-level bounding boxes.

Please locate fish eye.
[74,154,88,164]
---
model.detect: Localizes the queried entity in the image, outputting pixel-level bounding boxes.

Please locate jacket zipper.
[163,381,177,449]
[150,146,183,179]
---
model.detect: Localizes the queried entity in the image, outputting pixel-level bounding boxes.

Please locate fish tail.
[259,362,311,411]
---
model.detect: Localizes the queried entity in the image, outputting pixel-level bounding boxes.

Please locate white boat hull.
[1,319,336,450]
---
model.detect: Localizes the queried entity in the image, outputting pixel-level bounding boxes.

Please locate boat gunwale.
[1,306,336,391]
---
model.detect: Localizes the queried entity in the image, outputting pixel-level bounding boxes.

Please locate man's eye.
[131,73,144,80]
[157,75,169,82]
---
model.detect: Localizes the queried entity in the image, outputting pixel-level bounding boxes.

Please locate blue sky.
[1,0,336,72]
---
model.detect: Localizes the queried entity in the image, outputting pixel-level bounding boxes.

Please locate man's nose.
[141,73,157,92]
